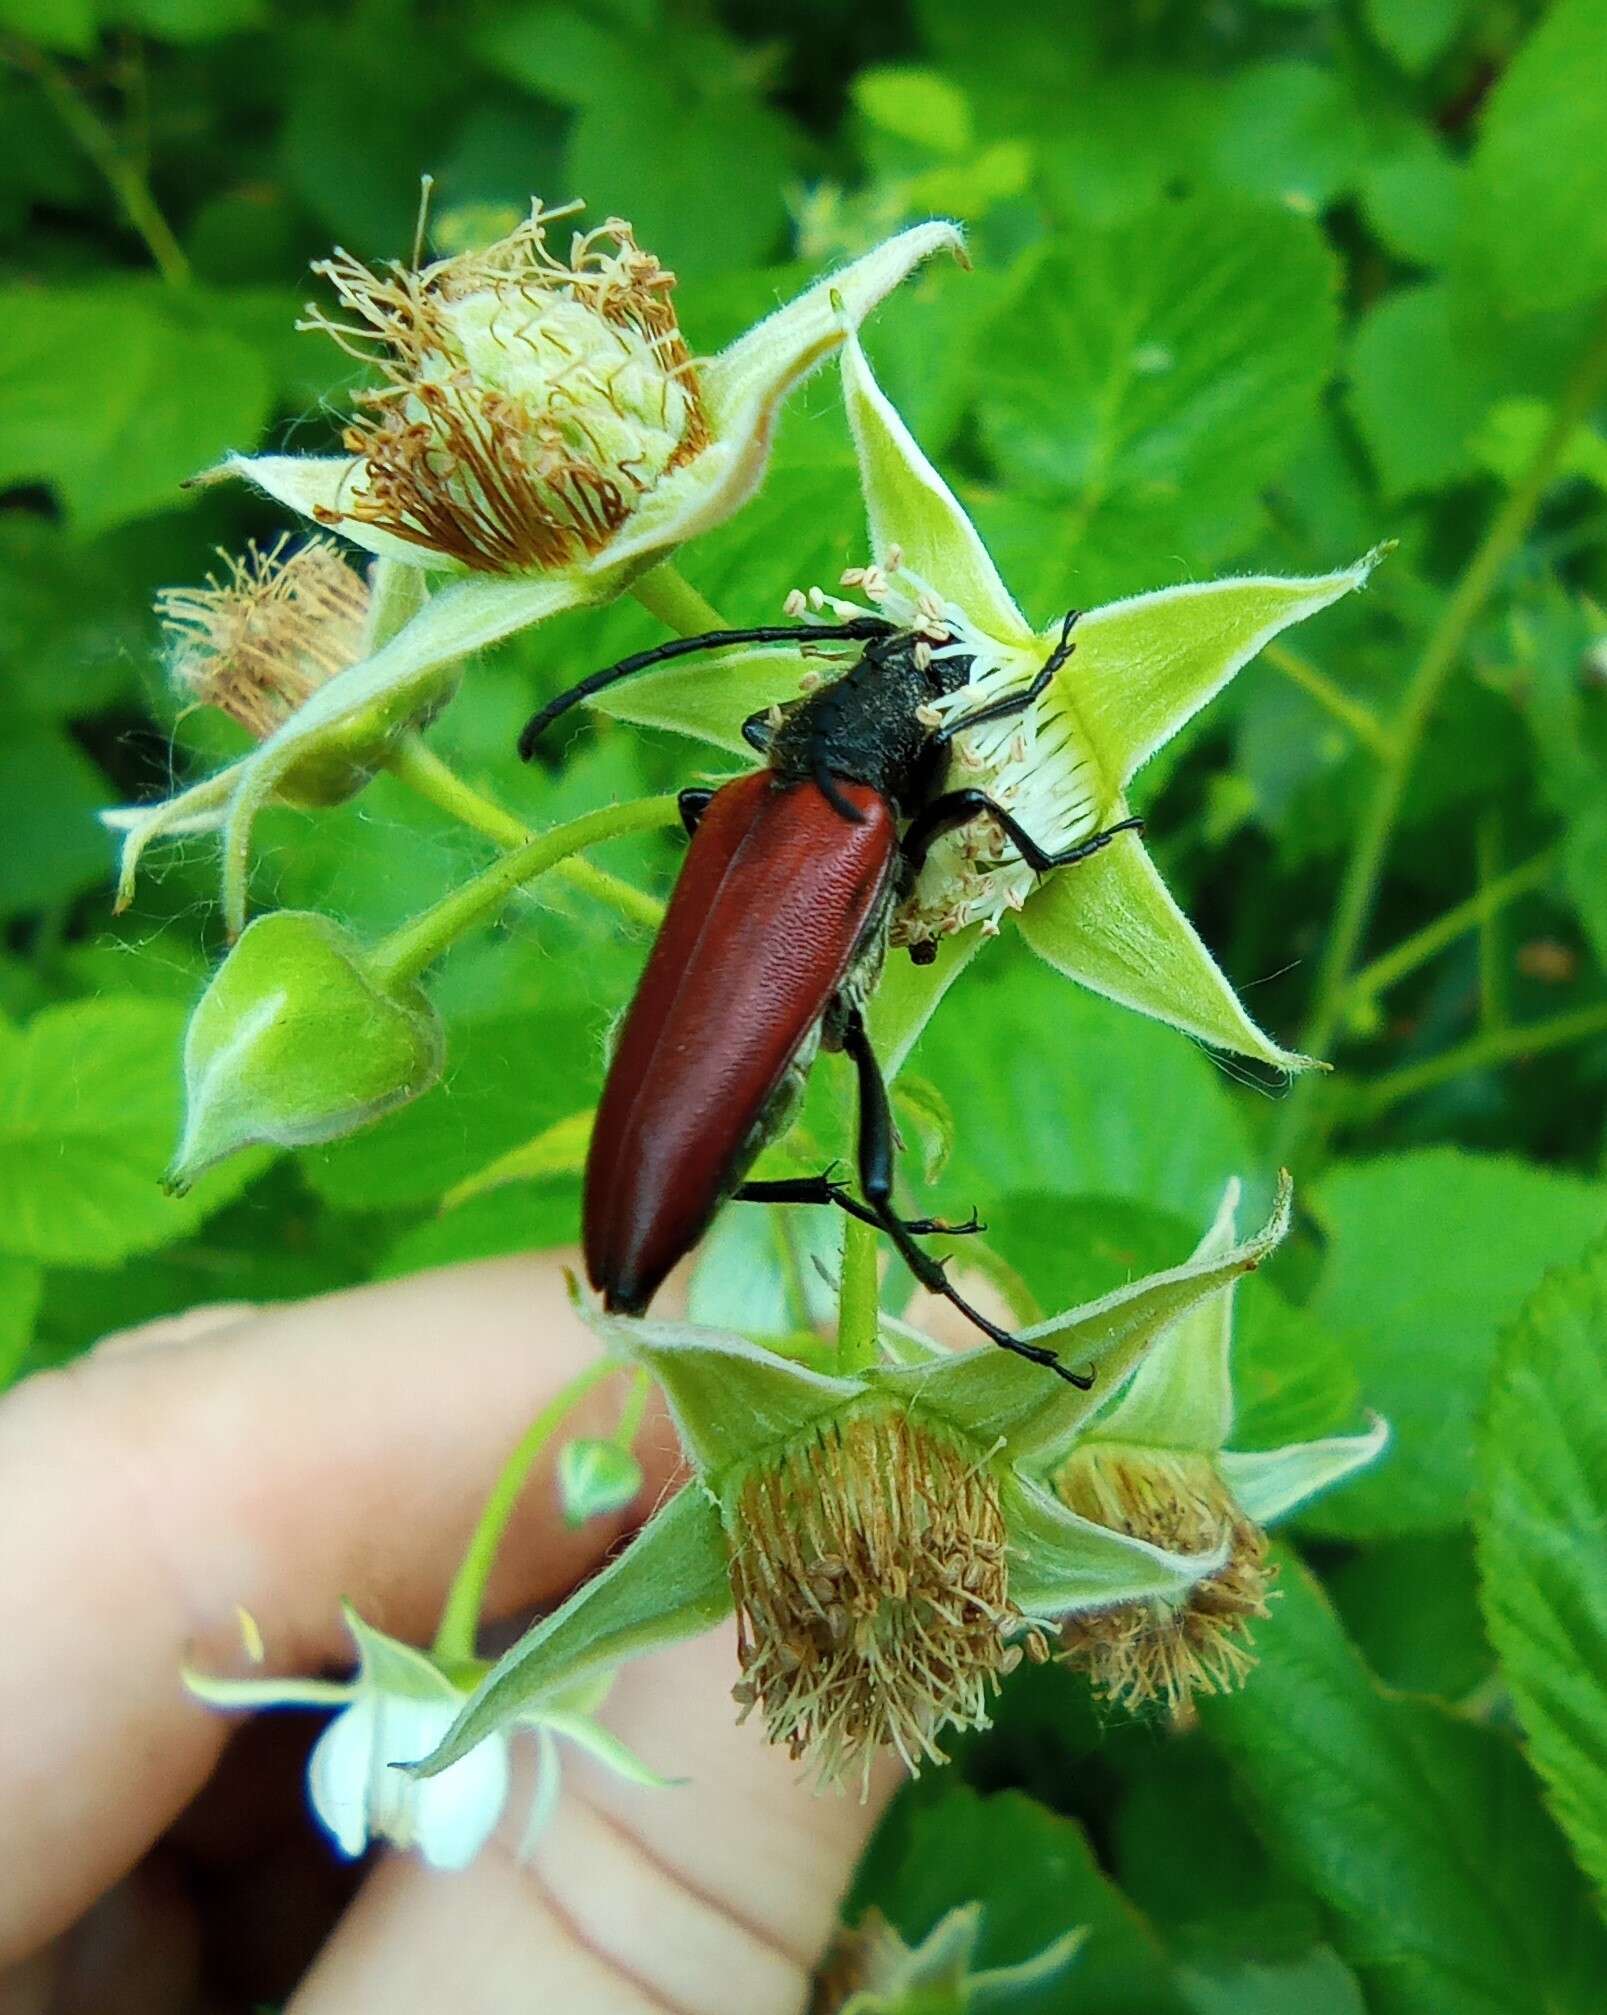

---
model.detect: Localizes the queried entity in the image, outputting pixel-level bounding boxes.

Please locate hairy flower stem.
[385,735,663,929]
[434,1360,619,1665]
[630,560,730,637]
[836,1215,883,1374]
[1278,300,1607,1165]
[367,795,680,990]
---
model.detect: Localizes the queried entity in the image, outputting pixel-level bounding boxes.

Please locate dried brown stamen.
[157,536,369,740]
[728,1408,1021,1789]
[300,203,710,574]
[1054,1443,1273,1722]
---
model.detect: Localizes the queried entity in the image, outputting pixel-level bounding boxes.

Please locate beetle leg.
[930,608,1080,748]
[677,786,716,837]
[518,617,895,759]
[734,1173,984,1237]
[839,1007,1092,1386]
[903,790,1144,877]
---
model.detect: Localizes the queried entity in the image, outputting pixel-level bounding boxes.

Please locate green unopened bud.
[557,1437,644,1528]
[171,910,443,1185]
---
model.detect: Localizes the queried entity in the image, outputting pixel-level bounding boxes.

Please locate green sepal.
[410,1484,732,1779]
[171,910,443,1184]
[884,1176,1292,1470]
[831,1902,1086,2013]
[1220,1418,1390,1526]
[579,1292,865,1475]
[1003,1468,1228,1617]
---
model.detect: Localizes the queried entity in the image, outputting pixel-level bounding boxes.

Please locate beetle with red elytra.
[519,609,1141,1384]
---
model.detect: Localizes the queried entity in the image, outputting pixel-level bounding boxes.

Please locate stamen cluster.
[1054,1444,1273,1720]
[788,561,1107,950]
[303,203,711,573]
[728,1408,1027,1787]
[158,535,369,739]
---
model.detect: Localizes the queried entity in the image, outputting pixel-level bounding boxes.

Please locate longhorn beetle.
[519,611,1141,1383]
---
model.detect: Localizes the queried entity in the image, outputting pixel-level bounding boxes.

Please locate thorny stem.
[1352,1001,1607,1121]
[385,734,664,930]
[1277,299,1607,1163]
[433,1359,619,1664]
[1342,843,1560,1011]
[1261,641,1393,758]
[15,44,192,286]
[367,795,680,990]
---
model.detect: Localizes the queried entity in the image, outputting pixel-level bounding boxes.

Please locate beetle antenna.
[517,619,895,759]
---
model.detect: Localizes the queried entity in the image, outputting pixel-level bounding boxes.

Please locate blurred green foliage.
[4,0,1607,2005]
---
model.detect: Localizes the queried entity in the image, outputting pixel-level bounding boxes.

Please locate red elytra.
[584,769,897,1315]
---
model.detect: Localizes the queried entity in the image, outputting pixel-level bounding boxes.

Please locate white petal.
[306,1698,380,1860]
[408,1718,511,1871]
[1220,1416,1390,1525]
[842,330,1029,643]
[597,224,966,578]
[204,454,460,570]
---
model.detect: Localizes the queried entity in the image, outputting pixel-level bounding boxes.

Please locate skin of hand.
[0,1254,903,2014]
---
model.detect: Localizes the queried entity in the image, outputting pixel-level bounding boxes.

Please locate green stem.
[1352,1001,1607,1121]
[836,1215,882,1374]
[1301,303,1607,1070]
[1342,843,1559,1010]
[368,795,679,990]
[384,736,665,932]
[612,1368,651,1450]
[433,1359,618,1664]
[631,561,730,637]
[1261,641,1393,759]
[23,48,191,285]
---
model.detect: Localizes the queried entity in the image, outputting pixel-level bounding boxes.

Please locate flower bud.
[557,1437,644,1528]
[726,1406,1026,1788]
[171,910,443,1185]
[302,204,709,575]
[1052,1442,1272,1720]
[155,537,452,809]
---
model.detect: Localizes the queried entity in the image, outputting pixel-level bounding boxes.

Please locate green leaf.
[1347,284,1495,498]
[1364,0,1469,73]
[0,998,266,1267]
[1477,1237,1607,1916]
[1038,70,1211,230]
[1471,0,1607,315]
[1360,130,1466,268]
[0,725,112,918]
[1208,62,1368,211]
[104,0,264,40]
[301,1007,602,1211]
[0,1256,43,1389]
[907,952,1254,1225]
[1204,1551,1607,2015]
[853,1784,1188,2014]
[978,196,1338,597]
[442,1110,592,1209]
[0,283,272,535]
[853,66,973,156]
[1327,1535,1492,1699]
[0,0,95,52]
[1306,1150,1606,1535]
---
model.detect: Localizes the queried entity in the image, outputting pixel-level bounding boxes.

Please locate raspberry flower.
[405,1181,1295,1794]
[1054,1181,1387,1718]
[184,1604,668,1872]
[108,205,962,931]
[575,330,1387,1072]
